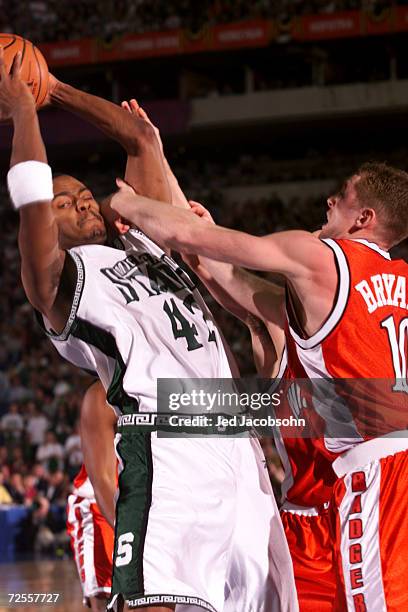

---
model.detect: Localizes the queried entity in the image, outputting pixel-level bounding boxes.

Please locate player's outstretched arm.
[0,48,69,332]
[48,79,170,203]
[121,99,189,209]
[183,201,285,323]
[110,186,330,280]
[80,381,117,528]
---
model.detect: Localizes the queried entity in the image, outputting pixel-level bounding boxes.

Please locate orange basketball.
[0,33,49,107]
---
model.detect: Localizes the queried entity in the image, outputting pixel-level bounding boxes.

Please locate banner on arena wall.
[97,30,183,63]
[392,6,408,33]
[212,20,271,50]
[293,11,361,41]
[38,9,408,68]
[361,7,393,36]
[39,38,95,67]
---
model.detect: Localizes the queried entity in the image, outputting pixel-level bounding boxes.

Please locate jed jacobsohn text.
[167,414,304,428]
[168,389,282,411]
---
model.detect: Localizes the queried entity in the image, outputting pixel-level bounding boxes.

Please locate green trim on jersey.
[71,317,139,414]
[33,251,86,342]
[110,432,153,603]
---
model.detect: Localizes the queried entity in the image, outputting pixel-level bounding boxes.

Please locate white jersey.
[41,230,232,414]
[40,230,298,611]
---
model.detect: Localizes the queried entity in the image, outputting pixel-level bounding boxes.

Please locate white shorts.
[108,431,298,611]
[67,494,114,605]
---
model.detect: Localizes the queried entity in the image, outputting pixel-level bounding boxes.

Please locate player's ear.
[356,207,376,228]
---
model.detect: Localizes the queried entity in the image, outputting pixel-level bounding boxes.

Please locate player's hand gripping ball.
[0,34,49,116]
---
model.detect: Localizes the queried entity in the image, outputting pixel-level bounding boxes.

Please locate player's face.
[52,175,107,249]
[320,175,362,239]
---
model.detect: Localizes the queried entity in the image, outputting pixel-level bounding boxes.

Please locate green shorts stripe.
[110,431,153,604]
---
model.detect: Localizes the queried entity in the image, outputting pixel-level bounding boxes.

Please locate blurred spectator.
[31,462,50,496]
[5,472,26,504]
[36,431,64,473]
[26,404,50,454]
[0,471,12,504]
[23,474,39,505]
[43,471,68,505]
[52,403,75,442]
[1,402,24,441]
[17,494,69,556]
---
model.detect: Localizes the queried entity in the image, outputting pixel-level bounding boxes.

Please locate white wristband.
[7,161,54,210]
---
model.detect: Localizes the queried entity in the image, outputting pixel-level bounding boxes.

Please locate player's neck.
[340,231,390,251]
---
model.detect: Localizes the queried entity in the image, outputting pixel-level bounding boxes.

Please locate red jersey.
[73,462,119,500]
[73,464,95,499]
[285,238,408,459]
[273,347,336,508]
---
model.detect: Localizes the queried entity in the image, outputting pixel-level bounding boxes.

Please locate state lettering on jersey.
[101,252,194,305]
[355,273,407,313]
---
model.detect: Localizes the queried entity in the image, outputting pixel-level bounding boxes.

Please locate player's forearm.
[191,261,251,322]
[111,193,230,257]
[125,153,171,203]
[247,316,281,378]
[11,104,47,166]
[165,161,190,209]
[50,81,154,155]
[111,192,313,278]
[11,106,64,313]
[18,204,63,311]
[193,258,285,324]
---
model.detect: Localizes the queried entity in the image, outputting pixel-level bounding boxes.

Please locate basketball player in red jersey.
[111,162,408,611]
[67,381,117,611]
[179,203,338,612]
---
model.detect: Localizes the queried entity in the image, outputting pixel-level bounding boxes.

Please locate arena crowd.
[0,0,404,43]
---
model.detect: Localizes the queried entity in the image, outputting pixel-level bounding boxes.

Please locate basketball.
[0,33,49,107]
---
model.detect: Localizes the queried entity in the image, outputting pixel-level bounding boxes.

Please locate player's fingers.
[115,177,136,194]
[189,200,206,213]
[189,200,214,222]
[121,101,131,113]
[137,106,149,121]
[10,52,22,78]
[129,99,139,112]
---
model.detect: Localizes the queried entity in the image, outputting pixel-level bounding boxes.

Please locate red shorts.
[281,503,336,611]
[330,444,408,612]
[67,494,114,605]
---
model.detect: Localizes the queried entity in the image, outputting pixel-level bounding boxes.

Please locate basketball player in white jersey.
[1,50,297,611]
[110,133,408,610]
